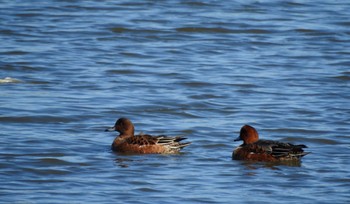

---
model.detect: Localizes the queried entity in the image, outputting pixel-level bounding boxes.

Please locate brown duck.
[106,118,191,154]
[232,125,309,162]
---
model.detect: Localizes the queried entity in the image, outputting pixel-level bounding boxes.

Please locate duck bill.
[234,136,241,142]
[105,126,116,132]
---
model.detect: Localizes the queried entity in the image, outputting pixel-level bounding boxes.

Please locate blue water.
[1,0,350,203]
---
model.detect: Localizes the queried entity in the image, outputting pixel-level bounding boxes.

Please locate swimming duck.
[232,125,309,161]
[105,118,191,154]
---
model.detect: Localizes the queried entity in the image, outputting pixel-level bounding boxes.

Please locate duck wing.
[155,135,191,149]
[255,140,309,159]
[127,134,191,149]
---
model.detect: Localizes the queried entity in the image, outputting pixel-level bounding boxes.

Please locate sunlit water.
[1,0,349,203]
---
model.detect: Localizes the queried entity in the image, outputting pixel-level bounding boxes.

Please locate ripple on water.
[1,0,350,203]
[0,116,76,124]
[0,77,22,83]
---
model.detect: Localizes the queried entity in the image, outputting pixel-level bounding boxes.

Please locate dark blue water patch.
[0,62,42,72]
[175,27,273,34]
[0,116,76,124]
[179,1,214,7]
[0,50,30,55]
[0,152,66,158]
[294,28,321,33]
[0,29,16,35]
[119,51,154,59]
[14,12,43,18]
[180,81,217,88]
[37,158,77,165]
[332,73,350,81]
[24,167,72,176]
[1,0,350,203]
[20,179,66,184]
[105,68,145,75]
[328,60,350,67]
[110,27,169,34]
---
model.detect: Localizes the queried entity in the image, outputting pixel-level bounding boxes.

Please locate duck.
[105,118,191,154]
[232,125,309,162]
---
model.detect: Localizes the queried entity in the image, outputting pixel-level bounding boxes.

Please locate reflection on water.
[115,158,134,168]
[240,160,304,170]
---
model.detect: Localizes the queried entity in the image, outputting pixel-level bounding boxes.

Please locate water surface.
[1,0,350,203]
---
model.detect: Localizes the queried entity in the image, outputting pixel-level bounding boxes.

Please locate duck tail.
[176,142,192,149]
[294,151,311,157]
